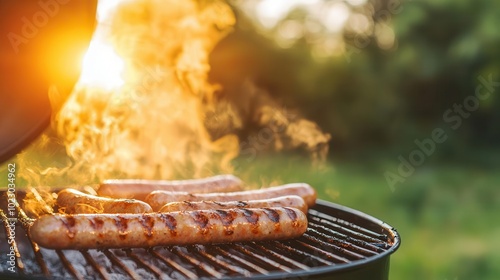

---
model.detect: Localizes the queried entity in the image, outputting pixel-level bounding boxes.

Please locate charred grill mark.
[263,208,282,233]
[60,216,77,238]
[216,210,236,226]
[139,215,155,238]
[89,217,105,230]
[114,216,129,239]
[208,212,220,220]
[242,209,259,224]
[284,207,298,221]
[216,209,236,235]
[159,213,177,235]
[183,201,193,207]
[213,201,225,206]
[284,207,302,228]
[191,212,209,230]
[65,216,76,227]
[236,201,248,207]
[263,208,280,223]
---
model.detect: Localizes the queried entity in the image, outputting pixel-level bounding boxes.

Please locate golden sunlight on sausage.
[57,189,152,214]
[146,183,316,211]
[97,174,243,200]
[30,207,308,249]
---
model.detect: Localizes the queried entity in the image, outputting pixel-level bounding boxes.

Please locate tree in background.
[210,0,500,158]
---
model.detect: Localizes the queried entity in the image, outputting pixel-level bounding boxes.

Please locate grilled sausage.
[159,195,308,214]
[97,174,243,200]
[146,183,316,211]
[29,207,308,249]
[57,189,152,214]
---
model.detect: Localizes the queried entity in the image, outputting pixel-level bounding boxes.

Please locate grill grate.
[0,191,399,279]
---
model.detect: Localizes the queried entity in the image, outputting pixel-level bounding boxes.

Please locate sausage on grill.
[57,189,153,214]
[159,195,308,214]
[146,183,316,211]
[97,174,243,200]
[29,207,308,249]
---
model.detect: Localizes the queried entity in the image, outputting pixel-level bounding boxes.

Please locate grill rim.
[218,199,401,280]
[1,196,400,280]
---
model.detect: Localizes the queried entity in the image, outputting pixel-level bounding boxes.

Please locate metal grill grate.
[0,191,400,279]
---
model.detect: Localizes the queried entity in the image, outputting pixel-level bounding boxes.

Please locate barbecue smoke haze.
[17,0,330,196]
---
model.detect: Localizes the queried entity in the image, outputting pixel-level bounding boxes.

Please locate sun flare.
[78,39,125,90]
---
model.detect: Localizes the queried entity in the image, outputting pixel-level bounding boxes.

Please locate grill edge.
[0,191,400,280]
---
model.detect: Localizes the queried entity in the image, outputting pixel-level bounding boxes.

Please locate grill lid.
[0,1,97,164]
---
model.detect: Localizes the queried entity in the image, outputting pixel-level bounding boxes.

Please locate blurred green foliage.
[211,0,500,156]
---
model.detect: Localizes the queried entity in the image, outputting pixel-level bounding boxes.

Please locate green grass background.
[234,154,500,280]
[1,153,499,280]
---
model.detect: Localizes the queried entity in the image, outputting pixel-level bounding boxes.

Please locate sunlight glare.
[324,3,350,32]
[78,40,125,90]
[96,0,121,22]
[256,0,320,28]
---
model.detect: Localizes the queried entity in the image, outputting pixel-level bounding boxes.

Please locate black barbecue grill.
[1,2,400,278]
[0,191,400,280]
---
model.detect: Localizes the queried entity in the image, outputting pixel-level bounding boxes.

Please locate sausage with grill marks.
[159,195,308,214]
[57,189,152,214]
[29,207,308,249]
[97,174,243,200]
[146,183,316,211]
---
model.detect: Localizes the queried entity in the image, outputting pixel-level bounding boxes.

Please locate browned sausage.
[145,183,316,211]
[57,189,152,214]
[159,195,308,214]
[29,207,308,249]
[97,174,243,200]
